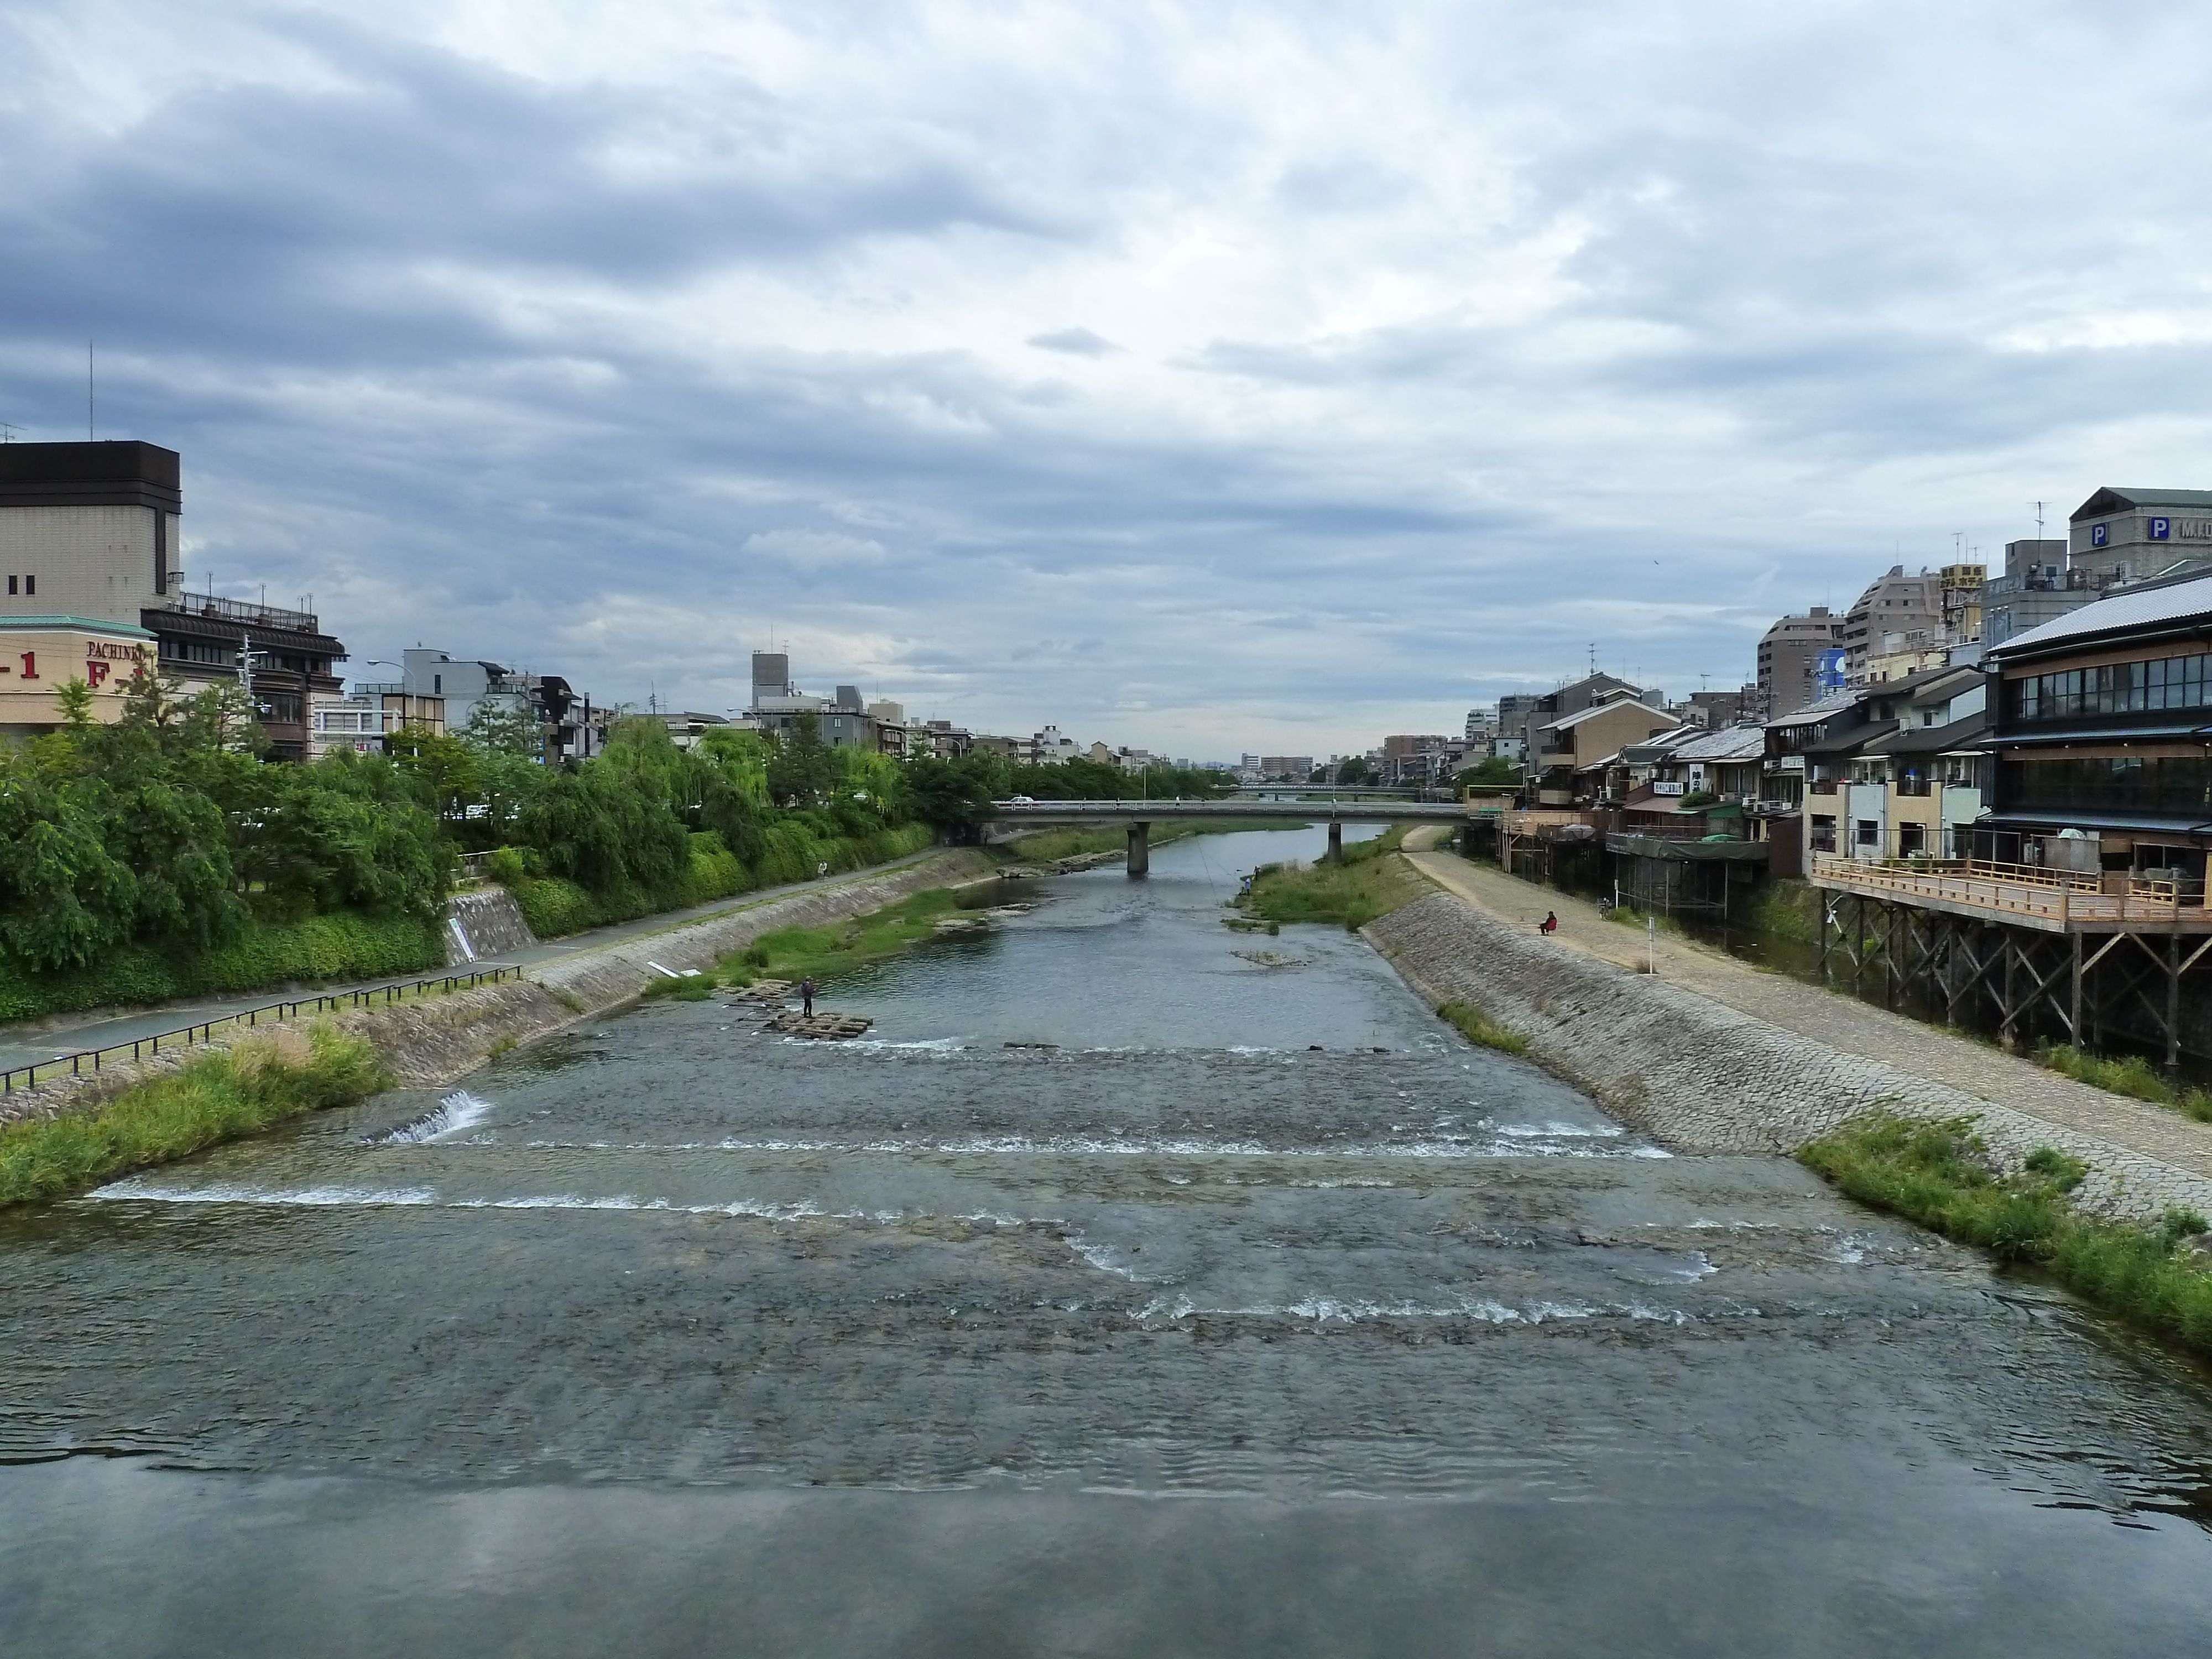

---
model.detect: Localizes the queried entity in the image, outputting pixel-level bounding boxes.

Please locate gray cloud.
[1027,328,1120,357]
[2,2,2209,755]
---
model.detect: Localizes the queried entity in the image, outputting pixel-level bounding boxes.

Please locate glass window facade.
[1999,757,2212,819]
[2008,653,2211,721]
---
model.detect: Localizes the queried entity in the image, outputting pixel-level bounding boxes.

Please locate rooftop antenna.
[1588,641,1597,677]
[0,421,18,443]
[2034,500,2047,542]
[86,340,95,440]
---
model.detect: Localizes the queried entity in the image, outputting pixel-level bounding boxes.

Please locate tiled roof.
[1990,570,2212,657]
[1666,724,1766,763]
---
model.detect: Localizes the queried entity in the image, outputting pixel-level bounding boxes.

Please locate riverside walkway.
[1399,832,2212,1188]
[0,848,951,1075]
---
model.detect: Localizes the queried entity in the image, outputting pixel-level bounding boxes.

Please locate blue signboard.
[2152,517,2171,540]
[2091,523,2110,547]
[1814,648,1846,699]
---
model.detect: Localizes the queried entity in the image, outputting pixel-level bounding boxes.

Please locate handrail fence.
[1,964,524,1095]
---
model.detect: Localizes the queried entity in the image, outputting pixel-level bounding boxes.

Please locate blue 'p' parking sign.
[2092,523,2110,547]
[2152,517,2172,539]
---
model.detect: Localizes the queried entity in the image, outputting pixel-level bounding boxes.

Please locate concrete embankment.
[1367,888,2212,1227]
[3,849,997,1124]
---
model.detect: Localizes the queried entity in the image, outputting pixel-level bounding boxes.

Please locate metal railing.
[1807,853,2208,928]
[158,593,322,633]
[1,964,524,1095]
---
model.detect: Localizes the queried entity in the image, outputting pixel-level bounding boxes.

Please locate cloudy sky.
[4,2,2210,757]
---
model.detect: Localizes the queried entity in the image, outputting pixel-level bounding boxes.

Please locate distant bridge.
[987,797,1467,874]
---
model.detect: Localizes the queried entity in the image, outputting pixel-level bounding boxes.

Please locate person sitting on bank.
[1538,912,1558,936]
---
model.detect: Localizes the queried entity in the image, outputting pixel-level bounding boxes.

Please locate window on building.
[1854,819,1880,847]
[2009,653,2212,722]
[1999,755,2210,817]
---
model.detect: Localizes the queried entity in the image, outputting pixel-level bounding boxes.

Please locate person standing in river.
[800,977,816,1018]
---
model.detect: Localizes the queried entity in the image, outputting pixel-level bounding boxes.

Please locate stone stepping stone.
[765,1010,875,1040]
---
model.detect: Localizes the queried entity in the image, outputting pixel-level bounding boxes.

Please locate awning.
[1996,725,2212,748]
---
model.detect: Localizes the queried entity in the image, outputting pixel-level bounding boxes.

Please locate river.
[6,824,2212,1656]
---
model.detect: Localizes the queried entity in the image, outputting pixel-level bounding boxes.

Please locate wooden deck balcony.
[1500,809,1604,833]
[1807,852,2212,933]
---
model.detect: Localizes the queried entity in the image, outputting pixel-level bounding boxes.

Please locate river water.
[7,825,2212,1656]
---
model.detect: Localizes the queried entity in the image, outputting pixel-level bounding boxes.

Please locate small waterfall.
[372,1091,495,1145]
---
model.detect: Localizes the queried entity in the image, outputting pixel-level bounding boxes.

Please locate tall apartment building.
[1756,607,1843,718]
[1841,567,1945,682]
[0,440,345,758]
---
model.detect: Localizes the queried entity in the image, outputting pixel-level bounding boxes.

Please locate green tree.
[766,714,838,808]
[389,731,483,822]
[462,698,546,760]
[903,754,999,836]
[1455,756,1520,788]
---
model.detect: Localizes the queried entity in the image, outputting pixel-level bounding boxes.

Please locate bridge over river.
[988,797,1468,872]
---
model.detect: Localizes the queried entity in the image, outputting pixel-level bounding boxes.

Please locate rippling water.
[6,825,2212,1656]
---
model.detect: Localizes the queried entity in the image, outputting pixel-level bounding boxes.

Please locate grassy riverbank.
[1799,1112,2212,1355]
[703,887,972,993]
[0,1026,388,1208]
[1238,827,1427,930]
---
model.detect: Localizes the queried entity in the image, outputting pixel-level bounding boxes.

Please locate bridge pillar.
[1127,820,1150,877]
[1327,821,1343,863]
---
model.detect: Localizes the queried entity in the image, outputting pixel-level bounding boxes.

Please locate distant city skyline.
[4,2,2206,755]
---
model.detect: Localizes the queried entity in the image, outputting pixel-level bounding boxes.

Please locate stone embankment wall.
[442,889,539,965]
[2,849,997,1121]
[1368,890,2212,1226]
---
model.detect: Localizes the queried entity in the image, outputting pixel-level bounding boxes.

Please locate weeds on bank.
[2035,1044,2212,1123]
[1237,828,1425,930]
[0,1026,388,1207]
[1799,1112,2212,1354]
[1437,1001,1528,1057]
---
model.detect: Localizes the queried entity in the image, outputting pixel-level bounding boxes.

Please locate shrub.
[0,914,444,1022]
[508,876,600,940]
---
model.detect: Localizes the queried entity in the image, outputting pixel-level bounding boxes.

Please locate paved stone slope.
[1368,889,2212,1227]
[1407,849,2212,1182]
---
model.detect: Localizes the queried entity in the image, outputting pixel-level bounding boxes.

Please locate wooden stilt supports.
[2069,931,2083,1047]
[2169,932,2184,1074]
